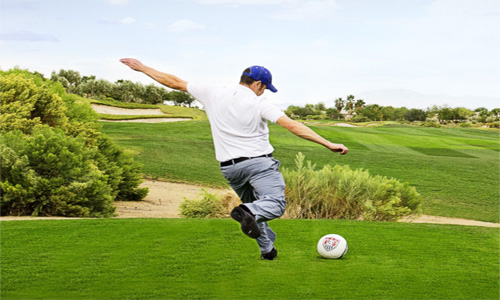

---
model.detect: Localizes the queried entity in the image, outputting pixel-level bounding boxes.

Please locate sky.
[1,0,499,110]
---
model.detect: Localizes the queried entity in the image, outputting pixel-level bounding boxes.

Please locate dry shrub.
[180,189,240,218]
[282,153,422,221]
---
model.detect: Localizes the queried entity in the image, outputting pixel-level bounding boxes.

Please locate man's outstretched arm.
[120,58,188,92]
[276,115,349,155]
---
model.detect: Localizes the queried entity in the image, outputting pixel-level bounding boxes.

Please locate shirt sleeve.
[187,82,213,106]
[260,99,285,123]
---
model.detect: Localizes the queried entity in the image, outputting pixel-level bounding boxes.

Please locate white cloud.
[176,35,223,45]
[196,0,338,20]
[196,0,286,5]
[0,31,59,42]
[143,22,157,30]
[428,0,499,17]
[107,0,130,6]
[167,20,206,32]
[120,17,136,24]
[268,0,337,21]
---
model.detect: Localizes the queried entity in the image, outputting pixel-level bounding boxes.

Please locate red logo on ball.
[323,237,339,251]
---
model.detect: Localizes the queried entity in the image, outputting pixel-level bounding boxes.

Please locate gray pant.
[220,157,286,253]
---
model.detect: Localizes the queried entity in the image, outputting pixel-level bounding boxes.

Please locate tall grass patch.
[283,153,422,221]
[180,190,224,218]
[180,190,239,218]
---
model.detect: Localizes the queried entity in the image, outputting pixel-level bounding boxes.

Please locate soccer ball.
[317,234,348,259]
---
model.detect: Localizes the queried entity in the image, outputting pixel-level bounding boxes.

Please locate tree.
[404,109,427,122]
[345,95,355,120]
[285,105,300,119]
[303,104,318,116]
[334,97,344,113]
[315,102,326,112]
[111,80,141,102]
[94,79,114,99]
[474,107,488,114]
[354,99,365,115]
[81,75,97,98]
[51,69,82,94]
[360,104,380,121]
[143,84,165,104]
[394,107,409,121]
[326,108,342,120]
[381,106,395,121]
[169,90,196,107]
[490,108,500,120]
[474,107,489,122]
[454,107,473,122]
[438,106,453,122]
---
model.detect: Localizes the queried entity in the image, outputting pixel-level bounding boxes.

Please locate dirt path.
[0,181,225,221]
[119,183,500,227]
[114,180,224,218]
[399,215,499,228]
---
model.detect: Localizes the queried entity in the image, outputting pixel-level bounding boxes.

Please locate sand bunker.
[91,104,165,115]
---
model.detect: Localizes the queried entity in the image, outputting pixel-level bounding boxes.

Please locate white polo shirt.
[187,82,285,162]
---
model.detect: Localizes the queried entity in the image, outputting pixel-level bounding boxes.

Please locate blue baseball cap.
[242,66,278,93]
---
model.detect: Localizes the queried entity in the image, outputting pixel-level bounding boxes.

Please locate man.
[120,58,348,260]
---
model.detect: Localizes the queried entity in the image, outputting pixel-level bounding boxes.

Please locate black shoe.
[231,205,261,239]
[261,246,278,260]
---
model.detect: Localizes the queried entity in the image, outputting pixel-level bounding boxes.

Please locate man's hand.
[276,116,349,155]
[327,143,349,155]
[120,58,145,72]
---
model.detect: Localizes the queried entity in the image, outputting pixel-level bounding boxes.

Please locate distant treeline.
[285,95,499,125]
[34,68,500,125]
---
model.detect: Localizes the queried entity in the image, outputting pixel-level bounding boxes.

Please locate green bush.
[0,72,68,134]
[282,153,422,221]
[458,122,473,128]
[0,69,148,217]
[352,115,371,123]
[486,122,499,129]
[62,94,100,123]
[1,128,115,217]
[179,190,224,218]
[93,135,148,201]
[420,121,441,128]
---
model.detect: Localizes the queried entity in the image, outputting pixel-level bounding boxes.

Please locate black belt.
[220,153,273,167]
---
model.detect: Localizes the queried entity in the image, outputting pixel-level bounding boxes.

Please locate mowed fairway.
[1,219,498,300]
[100,121,500,222]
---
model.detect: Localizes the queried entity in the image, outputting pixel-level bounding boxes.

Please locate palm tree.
[334,97,344,113]
[346,95,355,120]
[354,99,366,115]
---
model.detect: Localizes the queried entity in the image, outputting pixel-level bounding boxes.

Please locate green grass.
[1,219,498,300]
[100,121,500,222]
[100,121,220,185]
[158,105,207,121]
